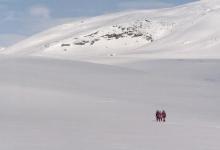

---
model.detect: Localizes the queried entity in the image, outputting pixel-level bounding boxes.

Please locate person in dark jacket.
[162,110,166,122]
[156,110,161,122]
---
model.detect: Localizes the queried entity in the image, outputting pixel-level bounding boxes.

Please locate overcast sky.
[0,0,196,46]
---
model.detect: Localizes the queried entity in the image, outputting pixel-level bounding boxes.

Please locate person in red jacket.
[156,110,161,122]
[162,110,166,122]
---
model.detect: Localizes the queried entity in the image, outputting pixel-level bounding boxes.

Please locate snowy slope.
[0,56,220,150]
[3,11,173,56]
[1,1,220,149]
[3,0,220,62]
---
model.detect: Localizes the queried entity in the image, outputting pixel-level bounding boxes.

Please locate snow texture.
[0,57,220,150]
[1,0,220,149]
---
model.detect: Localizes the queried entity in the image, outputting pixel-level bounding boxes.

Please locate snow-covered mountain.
[1,1,220,149]
[3,0,220,62]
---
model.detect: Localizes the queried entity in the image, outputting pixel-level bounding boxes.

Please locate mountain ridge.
[3,0,220,63]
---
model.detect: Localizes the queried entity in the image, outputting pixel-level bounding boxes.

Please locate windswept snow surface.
[0,57,220,150]
[3,0,220,61]
[1,0,220,149]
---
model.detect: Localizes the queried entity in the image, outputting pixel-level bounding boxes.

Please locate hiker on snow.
[156,110,161,122]
[162,110,166,122]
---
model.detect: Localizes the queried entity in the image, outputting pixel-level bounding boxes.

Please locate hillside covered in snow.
[2,0,220,62]
[1,1,220,150]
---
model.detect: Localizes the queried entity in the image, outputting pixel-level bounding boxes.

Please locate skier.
[162,110,166,122]
[156,110,161,122]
